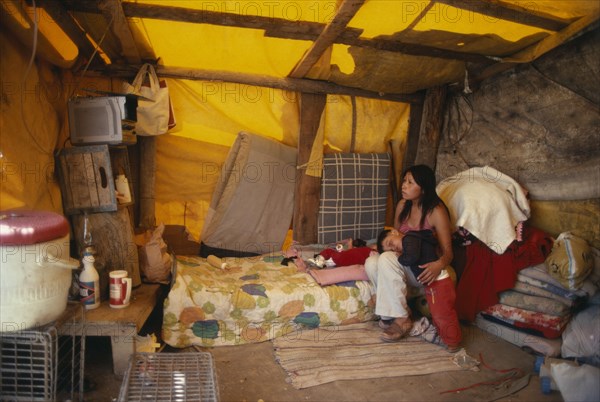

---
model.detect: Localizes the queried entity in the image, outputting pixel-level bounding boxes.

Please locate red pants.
[426,277,462,348]
[319,247,372,266]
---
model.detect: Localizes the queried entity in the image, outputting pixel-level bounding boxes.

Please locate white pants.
[365,251,424,319]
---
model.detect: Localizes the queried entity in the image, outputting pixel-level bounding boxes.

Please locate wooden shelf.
[59,284,161,376]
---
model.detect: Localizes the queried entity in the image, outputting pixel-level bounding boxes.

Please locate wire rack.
[0,303,85,402]
[55,333,85,401]
[118,352,219,402]
[0,326,57,401]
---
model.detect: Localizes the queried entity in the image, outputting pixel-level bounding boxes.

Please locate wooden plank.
[414,86,447,170]
[84,152,101,207]
[289,0,365,78]
[437,0,570,32]
[82,284,159,329]
[402,100,424,173]
[293,93,327,244]
[57,284,160,376]
[58,284,159,335]
[138,136,156,229]
[60,153,87,213]
[102,65,424,104]
[57,154,76,210]
[98,0,142,64]
[64,153,87,210]
[36,0,102,66]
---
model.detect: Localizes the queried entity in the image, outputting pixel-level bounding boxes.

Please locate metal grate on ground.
[118,353,219,402]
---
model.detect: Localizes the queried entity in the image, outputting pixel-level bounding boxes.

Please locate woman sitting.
[365,165,461,351]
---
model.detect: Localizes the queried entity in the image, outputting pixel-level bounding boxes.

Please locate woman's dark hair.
[376,229,391,254]
[397,164,445,229]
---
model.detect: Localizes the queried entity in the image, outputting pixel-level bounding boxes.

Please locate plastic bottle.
[79,252,100,309]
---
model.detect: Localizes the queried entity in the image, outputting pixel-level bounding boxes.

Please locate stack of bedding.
[475,262,595,356]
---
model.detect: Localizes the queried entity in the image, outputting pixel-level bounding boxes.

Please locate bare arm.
[417,204,454,285]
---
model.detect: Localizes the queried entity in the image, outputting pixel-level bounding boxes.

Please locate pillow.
[318,153,390,244]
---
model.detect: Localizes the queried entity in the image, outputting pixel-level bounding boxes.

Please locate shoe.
[419,319,461,353]
[378,319,393,330]
[380,318,412,343]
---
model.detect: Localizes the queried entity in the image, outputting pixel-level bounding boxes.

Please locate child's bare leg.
[294,258,308,272]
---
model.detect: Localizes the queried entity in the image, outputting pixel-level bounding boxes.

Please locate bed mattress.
[162,255,375,347]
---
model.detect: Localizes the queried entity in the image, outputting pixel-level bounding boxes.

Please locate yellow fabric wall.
[0,29,65,213]
[155,79,409,240]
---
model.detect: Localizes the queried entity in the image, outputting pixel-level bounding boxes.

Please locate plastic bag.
[135,223,172,284]
[545,232,593,290]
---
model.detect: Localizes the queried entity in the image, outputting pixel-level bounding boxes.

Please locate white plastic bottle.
[79,252,100,309]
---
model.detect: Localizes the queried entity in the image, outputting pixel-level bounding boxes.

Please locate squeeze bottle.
[79,252,100,309]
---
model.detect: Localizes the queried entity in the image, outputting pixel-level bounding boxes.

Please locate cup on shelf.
[109,270,132,308]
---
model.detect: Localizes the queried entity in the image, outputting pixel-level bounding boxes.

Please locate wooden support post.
[138,136,156,229]
[293,93,327,244]
[402,100,424,173]
[414,86,447,170]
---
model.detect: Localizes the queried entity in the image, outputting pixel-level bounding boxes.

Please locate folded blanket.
[483,303,570,338]
[480,312,564,339]
[498,289,571,317]
[437,166,530,254]
[519,263,594,300]
[475,314,562,356]
[309,265,369,286]
[512,280,576,308]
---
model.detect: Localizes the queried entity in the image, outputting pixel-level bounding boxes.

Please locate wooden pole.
[293,93,327,244]
[414,86,447,170]
[138,136,156,229]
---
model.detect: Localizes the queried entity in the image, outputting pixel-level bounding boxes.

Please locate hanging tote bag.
[123,63,176,136]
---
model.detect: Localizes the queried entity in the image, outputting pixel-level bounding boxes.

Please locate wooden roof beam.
[97,0,142,64]
[65,0,494,63]
[99,64,424,104]
[437,0,570,32]
[36,0,101,66]
[289,0,365,78]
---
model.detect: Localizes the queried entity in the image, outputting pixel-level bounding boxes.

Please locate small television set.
[68,96,136,145]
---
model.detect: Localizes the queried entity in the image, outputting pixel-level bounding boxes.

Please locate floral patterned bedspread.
[162,255,375,347]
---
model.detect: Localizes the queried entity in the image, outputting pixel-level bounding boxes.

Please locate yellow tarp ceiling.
[1,0,599,240]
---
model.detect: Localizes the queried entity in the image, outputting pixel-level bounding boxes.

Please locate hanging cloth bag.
[123,63,175,136]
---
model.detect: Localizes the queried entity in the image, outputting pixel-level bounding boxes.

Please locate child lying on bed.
[307,238,375,268]
[300,231,434,286]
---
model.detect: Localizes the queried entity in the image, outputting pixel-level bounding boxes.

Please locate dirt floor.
[82,320,565,402]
